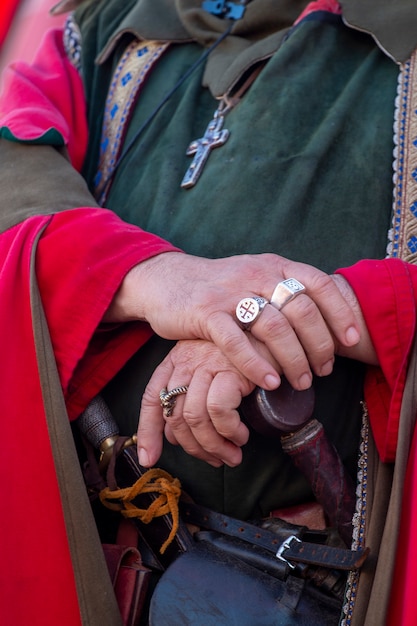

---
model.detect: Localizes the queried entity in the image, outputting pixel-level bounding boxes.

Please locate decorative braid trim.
[388,52,417,263]
[343,47,417,626]
[340,404,369,626]
[63,13,82,73]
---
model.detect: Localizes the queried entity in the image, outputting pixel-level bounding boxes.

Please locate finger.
[248,304,312,389]
[206,371,251,447]
[137,393,166,467]
[277,263,360,347]
[278,295,336,376]
[251,299,335,382]
[179,371,246,466]
[163,389,225,467]
[331,274,378,363]
[137,358,175,467]
[163,422,179,446]
[205,312,282,391]
[140,379,223,467]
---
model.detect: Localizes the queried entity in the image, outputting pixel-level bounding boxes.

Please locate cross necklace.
[93,0,255,200]
[181,63,264,189]
[181,96,235,189]
[181,0,256,189]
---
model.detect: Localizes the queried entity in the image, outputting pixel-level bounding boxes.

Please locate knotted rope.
[99,468,182,554]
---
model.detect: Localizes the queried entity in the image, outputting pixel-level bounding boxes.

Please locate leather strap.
[181,503,369,571]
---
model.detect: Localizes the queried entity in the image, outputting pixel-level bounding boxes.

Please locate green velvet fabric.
[0,127,64,147]
[100,20,397,270]
[74,4,399,518]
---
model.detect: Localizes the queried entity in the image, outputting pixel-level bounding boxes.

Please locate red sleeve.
[0,215,83,625]
[36,207,181,419]
[0,0,20,48]
[0,28,87,171]
[336,258,417,461]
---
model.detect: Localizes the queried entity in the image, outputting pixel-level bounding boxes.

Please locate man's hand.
[137,338,263,467]
[136,272,377,468]
[105,251,361,392]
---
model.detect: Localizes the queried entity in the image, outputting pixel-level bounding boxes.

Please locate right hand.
[105,251,362,391]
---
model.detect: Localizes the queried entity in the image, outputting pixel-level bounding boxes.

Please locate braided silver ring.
[270,278,306,311]
[236,296,268,330]
[160,385,189,418]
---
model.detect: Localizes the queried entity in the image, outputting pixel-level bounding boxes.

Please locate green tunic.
[74,0,398,518]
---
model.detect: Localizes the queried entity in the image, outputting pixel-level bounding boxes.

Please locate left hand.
[137,338,274,468]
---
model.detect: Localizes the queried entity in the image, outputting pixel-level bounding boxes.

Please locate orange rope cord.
[99,468,182,554]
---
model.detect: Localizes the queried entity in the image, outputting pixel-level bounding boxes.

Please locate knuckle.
[181,409,201,427]
[202,442,221,456]
[184,443,203,457]
[262,312,289,337]
[206,398,224,419]
[287,297,328,331]
[166,411,186,428]
[183,442,211,462]
[235,350,262,375]
[217,329,241,355]
[310,339,335,358]
[309,271,333,292]
[207,408,236,439]
[140,394,153,412]
[291,296,318,322]
[285,353,309,372]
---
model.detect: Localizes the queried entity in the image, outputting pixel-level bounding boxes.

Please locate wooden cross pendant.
[181,109,230,189]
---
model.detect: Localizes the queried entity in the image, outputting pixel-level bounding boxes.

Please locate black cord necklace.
[97,1,251,202]
[109,26,233,183]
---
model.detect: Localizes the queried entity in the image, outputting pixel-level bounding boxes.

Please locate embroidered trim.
[94,40,169,204]
[341,403,369,626]
[343,49,417,625]
[63,13,82,73]
[389,53,417,262]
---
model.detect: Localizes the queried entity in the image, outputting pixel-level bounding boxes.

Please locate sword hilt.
[77,395,136,471]
[241,380,356,545]
[241,377,315,437]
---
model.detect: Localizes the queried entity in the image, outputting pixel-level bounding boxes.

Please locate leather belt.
[181,502,369,571]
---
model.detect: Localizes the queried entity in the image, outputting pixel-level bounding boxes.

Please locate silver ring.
[160,386,188,417]
[236,296,268,330]
[270,278,306,311]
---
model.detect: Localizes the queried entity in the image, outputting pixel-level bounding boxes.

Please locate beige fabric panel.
[0,140,98,233]
[29,229,123,626]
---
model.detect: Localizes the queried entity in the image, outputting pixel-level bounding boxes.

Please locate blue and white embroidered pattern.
[94,40,169,204]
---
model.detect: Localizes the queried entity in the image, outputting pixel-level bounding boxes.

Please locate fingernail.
[319,359,334,377]
[264,373,281,389]
[298,373,312,389]
[138,448,150,467]
[345,326,360,345]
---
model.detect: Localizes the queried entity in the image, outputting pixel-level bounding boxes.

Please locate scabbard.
[242,384,357,546]
[280,418,356,546]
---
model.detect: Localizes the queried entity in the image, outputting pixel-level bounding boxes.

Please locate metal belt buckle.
[276,534,302,570]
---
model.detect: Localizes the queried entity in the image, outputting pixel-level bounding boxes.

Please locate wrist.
[103,251,185,323]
